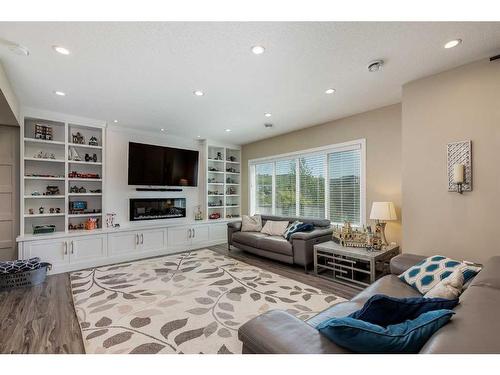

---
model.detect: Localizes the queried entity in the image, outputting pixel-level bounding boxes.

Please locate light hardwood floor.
[0,244,358,354]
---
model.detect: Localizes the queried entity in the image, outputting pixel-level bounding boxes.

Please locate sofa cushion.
[424,269,464,299]
[261,215,330,228]
[241,214,263,232]
[232,231,269,248]
[349,294,459,327]
[316,309,455,354]
[260,220,289,236]
[399,255,481,294]
[256,236,293,256]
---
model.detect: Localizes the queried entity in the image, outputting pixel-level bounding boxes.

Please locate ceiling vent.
[264,123,273,128]
[367,59,384,72]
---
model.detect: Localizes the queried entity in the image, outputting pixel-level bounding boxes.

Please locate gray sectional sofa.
[238,254,500,354]
[227,215,333,271]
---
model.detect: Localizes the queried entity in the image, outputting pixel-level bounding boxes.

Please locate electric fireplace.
[129,198,186,221]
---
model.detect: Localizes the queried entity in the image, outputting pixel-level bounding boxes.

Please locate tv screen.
[128,142,199,186]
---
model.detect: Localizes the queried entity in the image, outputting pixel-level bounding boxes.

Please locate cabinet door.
[25,238,69,267]
[69,235,107,264]
[209,223,227,243]
[191,225,209,245]
[167,227,190,247]
[140,229,166,253]
[108,231,139,256]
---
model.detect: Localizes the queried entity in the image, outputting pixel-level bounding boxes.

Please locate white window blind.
[275,159,296,216]
[299,154,325,218]
[255,163,273,215]
[250,140,364,224]
[328,149,361,225]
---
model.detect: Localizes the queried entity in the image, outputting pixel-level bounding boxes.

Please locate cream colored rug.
[71,249,345,354]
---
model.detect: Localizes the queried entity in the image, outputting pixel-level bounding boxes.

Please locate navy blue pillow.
[316,309,455,353]
[349,294,459,327]
[285,222,314,240]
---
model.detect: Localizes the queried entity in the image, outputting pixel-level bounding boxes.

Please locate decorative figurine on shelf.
[72,132,85,144]
[70,185,79,193]
[226,167,238,173]
[34,124,53,140]
[227,186,236,195]
[88,136,99,146]
[208,166,219,172]
[49,208,55,214]
[209,212,221,220]
[85,218,99,230]
[332,222,369,248]
[90,188,101,193]
[194,206,203,221]
[69,147,82,161]
[39,206,44,214]
[28,208,34,215]
[227,155,237,162]
[215,152,223,160]
[106,213,116,228]
[78,186,87,193]
[55,208,61,214]
[45,186,60,195]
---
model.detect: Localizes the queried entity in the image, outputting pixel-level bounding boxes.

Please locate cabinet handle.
[188,228,191,238]
[192,228,195,238]
[140,233,144,244]
[136,234,139,245]
[71,241,74,254]
[64,241,68,255]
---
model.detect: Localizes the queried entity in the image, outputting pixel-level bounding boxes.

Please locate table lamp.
[369,201,397,246]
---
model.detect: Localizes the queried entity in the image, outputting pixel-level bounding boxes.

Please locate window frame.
[248,139,366,226]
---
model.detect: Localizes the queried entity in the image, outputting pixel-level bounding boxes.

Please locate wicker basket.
[0,263,52,291]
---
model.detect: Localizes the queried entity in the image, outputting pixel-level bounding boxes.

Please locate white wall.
[105,125,203,226]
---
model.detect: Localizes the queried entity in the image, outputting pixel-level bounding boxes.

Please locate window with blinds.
[250,141,364,225]
[299,154,325,218]
[275,159,296,216]
[328,149,361,225]
[255,163,273,215]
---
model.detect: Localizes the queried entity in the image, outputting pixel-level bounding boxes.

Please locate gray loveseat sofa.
[238,254,500,354]
[227,215,333,271]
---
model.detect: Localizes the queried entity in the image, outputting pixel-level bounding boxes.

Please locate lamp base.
[376,221,388,246]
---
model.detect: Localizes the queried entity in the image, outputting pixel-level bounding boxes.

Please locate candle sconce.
[447,140,472,194]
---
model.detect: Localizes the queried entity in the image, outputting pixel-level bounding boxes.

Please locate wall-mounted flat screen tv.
[128,142,199,186]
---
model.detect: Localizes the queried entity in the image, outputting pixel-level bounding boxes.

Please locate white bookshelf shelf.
[24,138,65,146]
[68,213,102,218]
[68,194,102,197]
[21,115,105,235]
[206,145,241,221]
[24,195,65,199]
[68,142,102,150]
[24,157,65,163]
[25,213,65,218]
[24,176,65,180]
[68,160,102,165]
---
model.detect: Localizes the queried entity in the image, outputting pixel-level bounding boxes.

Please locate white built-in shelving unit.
[206,145,241,220]
[21,113,106,236]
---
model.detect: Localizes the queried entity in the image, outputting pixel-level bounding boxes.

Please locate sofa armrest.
[290,227,333,241]
[227,221,242,246]
[238,310,350,354]
[390,253,426,275]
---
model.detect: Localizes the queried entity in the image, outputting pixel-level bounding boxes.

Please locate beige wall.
[402,59,500,263]
[241,104,402,245]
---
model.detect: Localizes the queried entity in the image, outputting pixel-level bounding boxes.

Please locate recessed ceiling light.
[225,129,231,132]
[251,45,265,55]
[193,90,204,96]
[113,120,118,123]
[444,39,462,49]
[367,60,384,72]
[54,91,66,96]
[9,44,29,56]
[325,88,336,95]
[197,135,201,138]
[53,45,70,55]
[160,128,165,132]
[264,113,272,117]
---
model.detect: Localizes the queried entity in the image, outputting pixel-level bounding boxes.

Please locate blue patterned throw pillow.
[282,221,314,240]
[399,255,481,294]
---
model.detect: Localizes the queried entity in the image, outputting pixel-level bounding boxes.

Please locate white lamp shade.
[370,201,397,221]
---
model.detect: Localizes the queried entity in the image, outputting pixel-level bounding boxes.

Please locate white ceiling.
[0,22,499,145]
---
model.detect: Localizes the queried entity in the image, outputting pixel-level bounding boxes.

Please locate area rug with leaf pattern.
[70,248,345,354]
